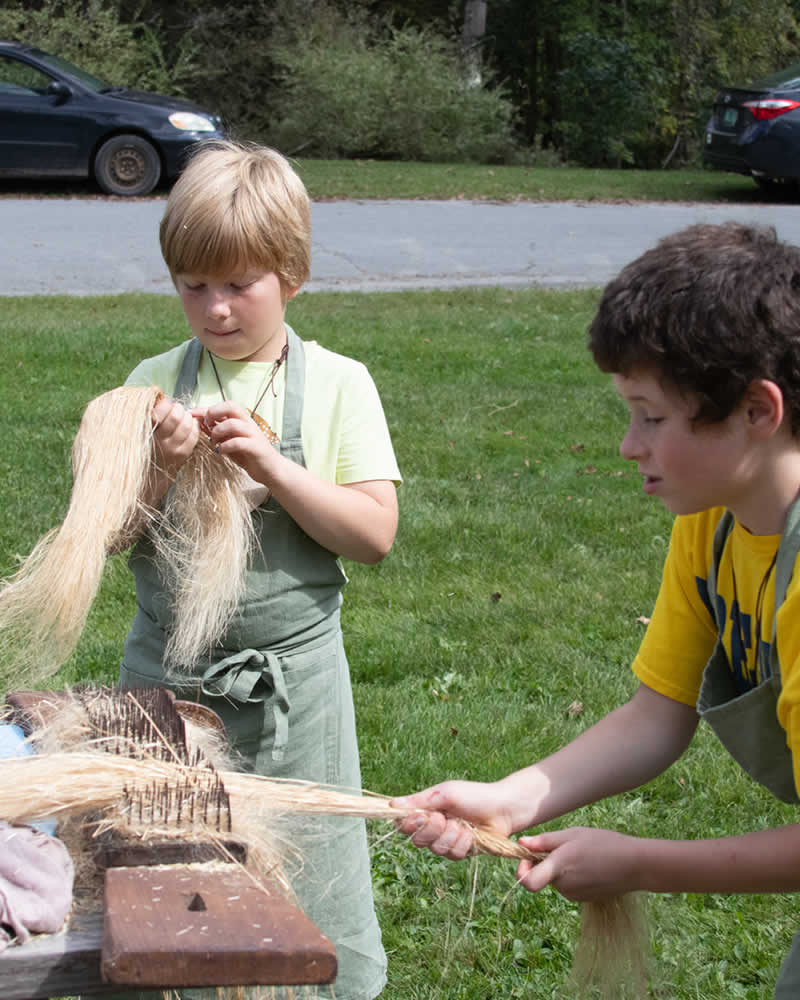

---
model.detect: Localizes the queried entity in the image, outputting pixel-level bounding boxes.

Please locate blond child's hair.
[159,139,311,292]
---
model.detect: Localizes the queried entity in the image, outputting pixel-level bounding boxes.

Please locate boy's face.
[613,368,752,518]
[175,270,298,363]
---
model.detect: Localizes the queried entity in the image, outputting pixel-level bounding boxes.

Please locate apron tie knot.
[200,649,290,761]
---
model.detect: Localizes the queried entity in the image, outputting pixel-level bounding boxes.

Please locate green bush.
[0,0,199,97]
[557,32,656,168]
[268,10,518,163]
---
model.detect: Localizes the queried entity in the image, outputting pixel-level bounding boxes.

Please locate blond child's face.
[175,270,298,364]
[613,368,753,519]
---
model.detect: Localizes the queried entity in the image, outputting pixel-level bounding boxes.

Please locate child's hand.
[197,401,278,484]
[391,781,514,859]
[152,396,201,480]
[516,827,640,900]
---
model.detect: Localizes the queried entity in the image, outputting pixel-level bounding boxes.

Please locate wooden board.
[0,912,111,999]
[4,689,74,735]
[93,828,248,869]
[101,865,338,988]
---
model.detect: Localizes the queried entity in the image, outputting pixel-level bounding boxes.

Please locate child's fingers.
[211,421,264,458]
[427,821,476,859]
[392,808,476,859]
[391,788,452,813]
[152,394,178,428]
[518,832,563,854]
[515,854,557,893]
[204,400,250,425]
[391,787,484,859]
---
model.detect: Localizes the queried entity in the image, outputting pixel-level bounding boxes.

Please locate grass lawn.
[0,159,787,205]
[1,288,797,999]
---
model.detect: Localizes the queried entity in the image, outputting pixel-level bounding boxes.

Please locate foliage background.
[4,0,800,168]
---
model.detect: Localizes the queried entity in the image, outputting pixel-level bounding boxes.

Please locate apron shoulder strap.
[173,338,204,399]
[281,324,306,446]
[768,495,800,683]
[707,509,735,633]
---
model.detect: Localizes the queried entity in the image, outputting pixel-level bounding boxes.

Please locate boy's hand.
[197,401,278,484]
[516,827,640,900]
[152,396,201,480]
[391,781,514,860]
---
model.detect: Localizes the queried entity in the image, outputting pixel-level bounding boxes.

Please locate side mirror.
[47,80,71,104]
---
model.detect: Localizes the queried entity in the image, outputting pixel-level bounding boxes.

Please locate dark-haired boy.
[394,222,800,997]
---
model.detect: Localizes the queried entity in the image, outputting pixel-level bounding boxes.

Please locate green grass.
[294,160,775,204]
[2,289,798,999]
[0,159,787,204]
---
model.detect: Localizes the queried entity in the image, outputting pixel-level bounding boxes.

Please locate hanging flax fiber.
[0,385,256,691]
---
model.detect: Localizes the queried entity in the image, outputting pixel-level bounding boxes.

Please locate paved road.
[4,197,800,295]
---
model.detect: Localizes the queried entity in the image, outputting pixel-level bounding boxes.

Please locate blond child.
[117,139,400,1000]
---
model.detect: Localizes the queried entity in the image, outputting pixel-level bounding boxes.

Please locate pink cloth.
[0,821,73,950]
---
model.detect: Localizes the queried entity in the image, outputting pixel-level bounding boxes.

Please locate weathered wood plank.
[102,866,337,988]
[0,911,110,999]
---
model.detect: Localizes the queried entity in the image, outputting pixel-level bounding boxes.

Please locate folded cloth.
[0,821,74,950]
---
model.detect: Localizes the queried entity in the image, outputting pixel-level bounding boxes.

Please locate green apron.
[115,328,386,1000]
[697,499,800,998]
[698,500,800,804]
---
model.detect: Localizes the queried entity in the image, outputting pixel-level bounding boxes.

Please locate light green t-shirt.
[125,335,402,487]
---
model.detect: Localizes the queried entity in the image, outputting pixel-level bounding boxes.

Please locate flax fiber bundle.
[0,746,647,994]
[0,386,256,690]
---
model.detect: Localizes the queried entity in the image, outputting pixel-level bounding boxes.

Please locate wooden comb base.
[101,865,337,988]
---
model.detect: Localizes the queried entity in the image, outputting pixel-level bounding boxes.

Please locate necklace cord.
[206,340,289,415]
[730,545,778,673]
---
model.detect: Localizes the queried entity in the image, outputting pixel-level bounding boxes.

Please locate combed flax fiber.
[152,412,257,672]
[0,386,158,689]
[0,743,647,992]
[0,385,256,689]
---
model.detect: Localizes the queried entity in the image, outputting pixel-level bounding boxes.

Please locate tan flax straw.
[0,386,160,690]
[0,748,646,993]
[0,385,257,688]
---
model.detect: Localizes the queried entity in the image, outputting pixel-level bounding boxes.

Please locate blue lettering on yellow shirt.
[696,575,770,694]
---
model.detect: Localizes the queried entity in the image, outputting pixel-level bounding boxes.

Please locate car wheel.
[94,135,161,196]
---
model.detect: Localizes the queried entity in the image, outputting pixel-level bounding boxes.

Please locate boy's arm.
[394,683,699,854]
[200,401,399,564]
[261,465,398,564]
[514,823,800,899]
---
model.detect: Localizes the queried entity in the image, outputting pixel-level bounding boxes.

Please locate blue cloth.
[0,724,56,835]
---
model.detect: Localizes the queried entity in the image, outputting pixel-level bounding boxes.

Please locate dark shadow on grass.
[706,178,800,205]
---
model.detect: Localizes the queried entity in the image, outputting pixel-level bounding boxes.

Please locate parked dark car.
[0,41,226,196]
[704,62,800,190]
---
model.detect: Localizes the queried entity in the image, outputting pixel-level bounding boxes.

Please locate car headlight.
[168,112,216,132]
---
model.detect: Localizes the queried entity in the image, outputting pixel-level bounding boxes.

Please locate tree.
[462,0,487,85]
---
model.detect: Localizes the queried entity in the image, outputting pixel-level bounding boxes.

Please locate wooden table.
[0,874,338,999]
[0,689,337,998]
[0,911,112,999]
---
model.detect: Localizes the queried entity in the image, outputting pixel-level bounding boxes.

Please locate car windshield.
[751,61,800,91]
[30,49,110,92]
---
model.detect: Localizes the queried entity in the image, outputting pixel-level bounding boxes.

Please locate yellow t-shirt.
[634,507,800,793]
[125,336,402,487]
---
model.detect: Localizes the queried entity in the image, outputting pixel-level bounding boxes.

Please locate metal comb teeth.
[120,770,233,834]
[80,686,189,763]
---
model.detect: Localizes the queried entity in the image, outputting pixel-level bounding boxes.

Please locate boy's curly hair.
[589,222,800,433]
